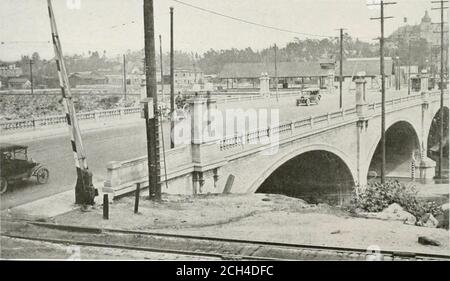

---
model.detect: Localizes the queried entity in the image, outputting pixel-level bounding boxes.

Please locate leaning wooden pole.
[47,0,96,205]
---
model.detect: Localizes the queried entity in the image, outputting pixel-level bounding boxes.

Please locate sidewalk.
[1,116,143,143]
[2,180,107,220]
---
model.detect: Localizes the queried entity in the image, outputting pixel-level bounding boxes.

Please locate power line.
[171,0,334,39]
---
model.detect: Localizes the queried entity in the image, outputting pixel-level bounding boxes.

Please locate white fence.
[0,107,141,131]
[0,91,303,132]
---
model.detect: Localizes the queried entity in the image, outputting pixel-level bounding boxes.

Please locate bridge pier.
[355,74,370,187]
[418,85,436,181]
[189,95,226,194]
[259,73,270,97]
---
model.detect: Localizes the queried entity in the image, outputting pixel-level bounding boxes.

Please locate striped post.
[47,0,96,205]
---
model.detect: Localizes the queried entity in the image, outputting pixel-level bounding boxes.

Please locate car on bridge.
[0,143,49,195]
[296,87,322,106]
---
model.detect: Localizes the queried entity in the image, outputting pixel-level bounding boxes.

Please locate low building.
[218,60,336,90]
[335,57,395,90]
[0,64,23,78]
[68,71,107,88]
[7,77,31,89]
[155,68,204,92]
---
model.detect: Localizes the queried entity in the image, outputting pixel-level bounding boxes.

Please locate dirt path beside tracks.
[11,193,445,257]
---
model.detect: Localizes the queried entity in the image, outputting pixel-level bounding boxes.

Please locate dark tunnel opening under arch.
[427,107,449,178]
[368,121,420,180]
[256,150,355,206]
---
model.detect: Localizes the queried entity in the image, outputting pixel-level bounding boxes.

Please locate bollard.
[103,194,109,220]
[134,183,140,214]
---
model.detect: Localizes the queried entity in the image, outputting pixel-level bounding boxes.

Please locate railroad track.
[2,220,450,261]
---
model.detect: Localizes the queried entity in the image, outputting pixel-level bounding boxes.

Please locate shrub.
[350,181,442,219]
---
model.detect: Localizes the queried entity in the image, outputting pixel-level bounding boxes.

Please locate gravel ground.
[50,193,450,256]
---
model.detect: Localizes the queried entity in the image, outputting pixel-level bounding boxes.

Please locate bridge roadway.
[0,89,424,209]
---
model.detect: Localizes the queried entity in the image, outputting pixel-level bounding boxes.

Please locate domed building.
[419,10,437,45]
[390,10,447,46]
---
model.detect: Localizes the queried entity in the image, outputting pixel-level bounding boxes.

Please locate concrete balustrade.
[1,92,302,133]
[0,107,142,132]
[101,88,446,198]
[104,144,196,197]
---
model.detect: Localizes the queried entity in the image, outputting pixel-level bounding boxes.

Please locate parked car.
[0,143,49,194]
[296,88,322,106]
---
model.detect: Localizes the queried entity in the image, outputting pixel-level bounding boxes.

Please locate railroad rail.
[2,220,449,261]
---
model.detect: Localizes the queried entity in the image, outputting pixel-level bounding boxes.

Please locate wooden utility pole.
[338,28,346,109]
[408,38,413,95]
[170,6,175,149]
[431,0,448,178]
[370,0,396,184]
[159,34,164,102]
[123,54,127,100]
[274,43,279,102]
[143,0,161,200]
[29,59,34,95]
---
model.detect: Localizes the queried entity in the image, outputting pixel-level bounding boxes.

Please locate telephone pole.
[369,0,396,184]
[274,43,279,102]
[407,37,417,96]
[123,54,127,100]
[337,28,346,109]
[29,59,34,95]
[143,0,161,201]
[170,6,175,149]
[159,34,164,102]
[431,0,448,178]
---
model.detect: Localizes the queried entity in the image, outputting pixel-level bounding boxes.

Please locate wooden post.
[134,183,140,214]
[223,174,235,194]
[103,194,109,220]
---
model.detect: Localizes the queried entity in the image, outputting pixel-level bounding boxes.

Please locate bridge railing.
[102,91,446,197]
[219,105,358,151]
[0,107,142,131]
[1,92,301,132]
[366,92,427,111]
[103,144,194,197]
[219,92,442,152]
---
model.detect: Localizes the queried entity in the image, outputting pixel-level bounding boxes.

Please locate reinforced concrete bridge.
[103,77,448,200]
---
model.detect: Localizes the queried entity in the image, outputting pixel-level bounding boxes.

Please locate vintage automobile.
[0,143,49,195]
[296,88,322,106]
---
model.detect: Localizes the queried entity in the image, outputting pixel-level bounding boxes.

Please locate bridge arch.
[427,106,449,160]
[250,144,357,204]
[365,119,421,180]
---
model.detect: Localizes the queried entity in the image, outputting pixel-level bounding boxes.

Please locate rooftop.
[337,57,394,77]
[219,61,332,79]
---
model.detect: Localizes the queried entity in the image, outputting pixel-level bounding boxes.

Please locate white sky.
[0,0,438,61]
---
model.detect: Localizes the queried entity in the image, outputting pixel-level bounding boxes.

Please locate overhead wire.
[171,0,336,39]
